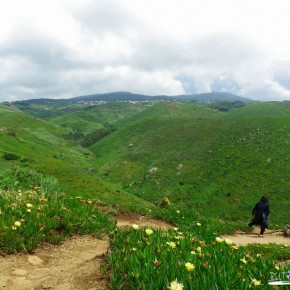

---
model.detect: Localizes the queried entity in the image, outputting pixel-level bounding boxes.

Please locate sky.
[1,0,290,102]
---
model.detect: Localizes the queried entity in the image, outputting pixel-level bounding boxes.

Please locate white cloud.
[1,0,290,101]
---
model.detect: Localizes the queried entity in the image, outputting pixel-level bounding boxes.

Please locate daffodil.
[224,238,233,245]
[169,280,183,290]
[216,237,223,243]
[132,224,139,230]
[14,221,21,227]
[185,262,195,271]
[167,241,176,249]
[145,229,153,235]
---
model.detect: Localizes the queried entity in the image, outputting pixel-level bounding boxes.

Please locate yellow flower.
[14,221,21,227]
[26,209,31,212]
[256,253,261,257]
[167,242,176,249]
[131,247,137,251]
[196,246,201,253]
[196,222,201,226]
[176,210,180,214]
[232,245,239,250]
[145,229,153,235]
[26,203,33,208]
[191,251,196,255]
[274,265,279,270]
[132,224,139,230]
[169,280,183,290]
[215,237,223,243]
[240,257,247,264]
[224,238,233,245]
[251,278,261,286]
[11,226,17,230]
[185,262,195,271]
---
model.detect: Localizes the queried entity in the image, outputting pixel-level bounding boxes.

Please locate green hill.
[0,106,153,209]
[89,101,290,226]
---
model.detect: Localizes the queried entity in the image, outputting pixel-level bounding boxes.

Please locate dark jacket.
[251,201,270,225]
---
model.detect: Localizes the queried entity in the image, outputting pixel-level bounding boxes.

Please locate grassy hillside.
[0,106,154,210]
[90,101,290,226]
[50,102,150,134]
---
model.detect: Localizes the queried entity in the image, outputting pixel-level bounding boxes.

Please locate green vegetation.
[0,168,115,254]
[90,101,290,226]
[1,99,290,288]
[108,220,287,289]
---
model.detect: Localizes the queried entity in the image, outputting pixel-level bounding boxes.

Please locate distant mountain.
[73,91,252,103]
[3,91,253,106]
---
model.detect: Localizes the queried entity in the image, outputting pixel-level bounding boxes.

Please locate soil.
[222,227,290,246]
[0,215,171,290]
[0,216,289,290]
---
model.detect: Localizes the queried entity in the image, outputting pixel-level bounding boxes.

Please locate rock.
[148,167,158,174]
[28,255,43,265]
[12,269,27,276]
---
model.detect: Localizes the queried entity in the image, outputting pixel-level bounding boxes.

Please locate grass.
[0,168,289,289]
[89,101,290,227]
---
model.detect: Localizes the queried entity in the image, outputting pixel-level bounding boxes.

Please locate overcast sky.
[1,0,290,101]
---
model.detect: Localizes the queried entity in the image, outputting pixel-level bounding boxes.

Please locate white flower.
[169,280,183,290]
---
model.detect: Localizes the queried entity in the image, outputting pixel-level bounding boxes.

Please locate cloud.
[1,0,290,101]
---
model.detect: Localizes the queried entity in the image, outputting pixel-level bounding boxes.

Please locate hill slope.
[89,101,290,225]
[0,106,154,209]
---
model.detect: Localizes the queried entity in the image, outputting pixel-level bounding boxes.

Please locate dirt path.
[1,217,289,290]
[0,215,171,290]
[222,227,290,246]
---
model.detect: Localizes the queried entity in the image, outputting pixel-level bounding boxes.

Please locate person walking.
[247,196,270,237]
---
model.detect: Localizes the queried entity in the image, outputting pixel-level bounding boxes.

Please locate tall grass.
[0,167,115,254]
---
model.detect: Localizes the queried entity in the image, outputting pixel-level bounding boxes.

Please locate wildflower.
[169,280,183,290]
[232,245,239,250]
[176,210,180,214]
[26,209,31,213]
[12,226,17,230]
[191,251,196,255]
[132,224,139,230]
[153,260,161,266]
[274,265,279,270]
[173,227,178,231]
[224,238,233,245]
[167,241,176,249]
[185,262,195,271]
[256,253,261,257]
[215,237,223,243]
[14,221,21,227]
[26,203,33,208]
[145,229,153,236]
[131,247,137,252]
[196,222,201,226]
[240,257,247,264]
[196,246,201,253]
[251,278,261,286]
[0,209,2,215]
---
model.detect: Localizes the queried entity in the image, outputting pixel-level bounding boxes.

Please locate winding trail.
[0,216,289,290]
[222,227,290,246]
